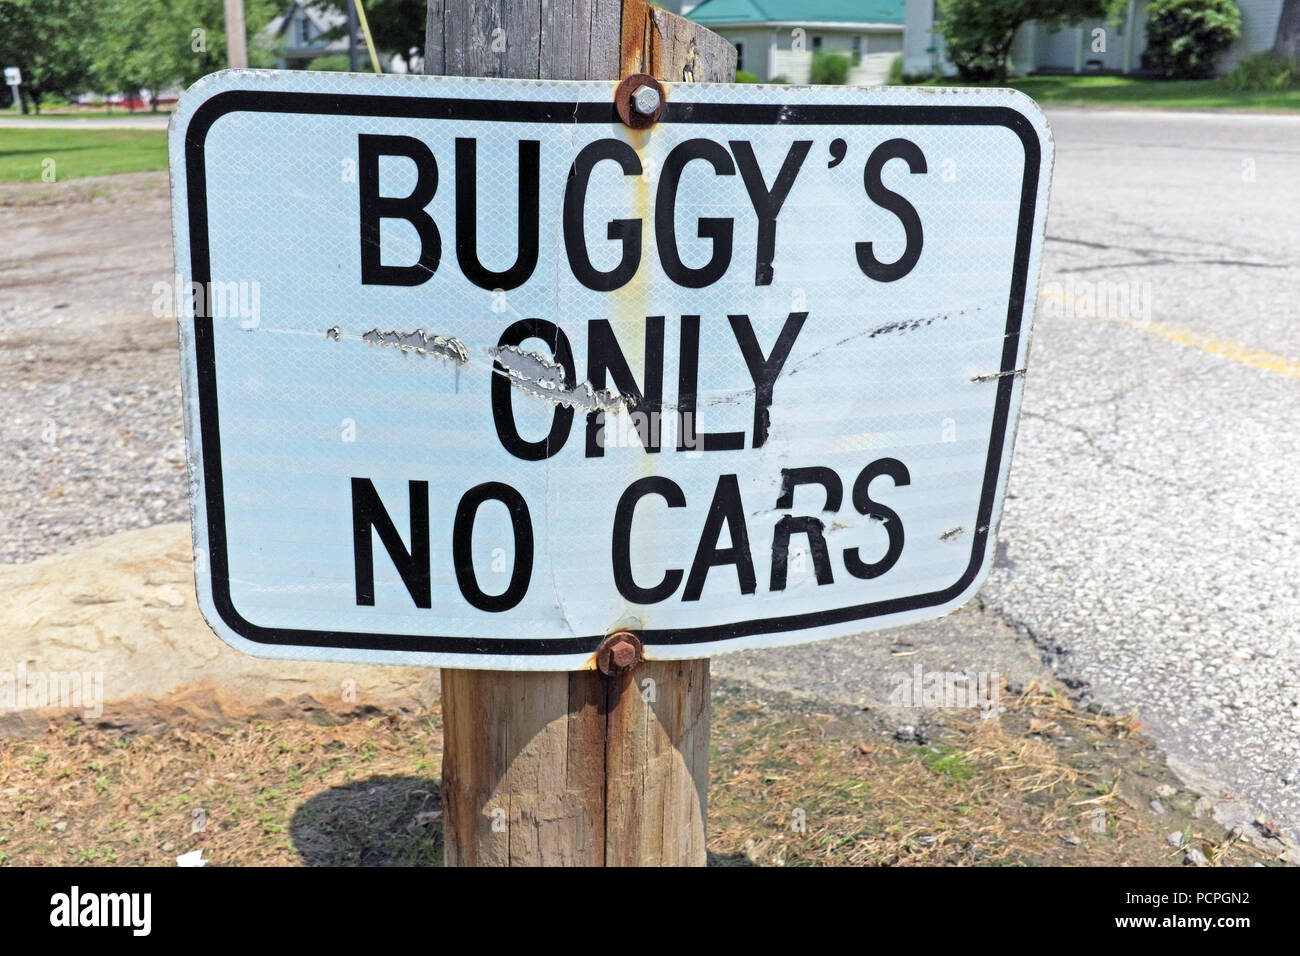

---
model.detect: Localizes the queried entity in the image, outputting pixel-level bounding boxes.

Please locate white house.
[687,0,906,83]
[264,2,351,69]
[903,0,1288,78]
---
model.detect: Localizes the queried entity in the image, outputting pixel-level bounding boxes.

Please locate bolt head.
[631,84,661,116]
[610,640,638,670]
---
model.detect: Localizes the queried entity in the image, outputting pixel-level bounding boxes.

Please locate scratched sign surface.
[170,70,1053,670]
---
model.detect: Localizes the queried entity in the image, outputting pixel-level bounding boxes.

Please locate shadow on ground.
[707,851,757,866]
[290,774,757,867]
[291,775,443,866]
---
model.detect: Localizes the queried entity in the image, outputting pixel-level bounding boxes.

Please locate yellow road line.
[1038,288,1300,381]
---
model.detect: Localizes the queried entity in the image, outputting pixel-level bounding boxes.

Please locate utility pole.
[224,0,248,69]
[347,0,361,72]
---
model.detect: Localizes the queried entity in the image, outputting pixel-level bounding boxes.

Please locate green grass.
[917,73,1300,111]
[0,128,167,183]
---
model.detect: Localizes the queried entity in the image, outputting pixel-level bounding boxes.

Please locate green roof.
[686,0,905,26]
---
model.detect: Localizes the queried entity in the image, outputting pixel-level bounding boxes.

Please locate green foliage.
[90,0,281,100]
[0,0,97,112]
[734,69,759,83]
[888,53,905,85]
[1144,0,1242,79]
[0,0,281,111]
[936,0,1107,82]
[1224,51,1299,90]
[90,0,179,106]
[920,746,976,781]
[309,0,426,62]
[767,75,790,84]
[810,52,850,85]
[307,54,355,72]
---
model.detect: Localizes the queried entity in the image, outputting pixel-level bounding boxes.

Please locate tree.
[90,0,280,108]
[309,0,426,68]
[91,0,177,110]
[936,0,1119,83]
[158,0,281,86]
[0,0,97,113]
[1143,0,1242,79]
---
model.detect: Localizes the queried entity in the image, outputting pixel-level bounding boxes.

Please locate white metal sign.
[169,70,1052,670]
[4,67,21,87]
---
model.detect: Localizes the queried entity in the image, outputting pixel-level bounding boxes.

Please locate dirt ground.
[0,172,185,564]
[0,679,1286,867]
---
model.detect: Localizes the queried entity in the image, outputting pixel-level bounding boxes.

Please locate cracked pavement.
[718,106,1300,844]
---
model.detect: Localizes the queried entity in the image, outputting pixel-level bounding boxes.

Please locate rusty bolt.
[632,84,661,115]
[615,73,664,129]
[596,631,643,677]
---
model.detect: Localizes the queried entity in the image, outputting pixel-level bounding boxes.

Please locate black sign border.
[183,87,1043,657]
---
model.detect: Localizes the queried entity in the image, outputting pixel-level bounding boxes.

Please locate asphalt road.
[0,114,170,129]
[722,106,1300,844]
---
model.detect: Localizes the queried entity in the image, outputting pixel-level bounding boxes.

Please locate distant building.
[903,0,1287,78]
[264,2,350,69]
[263,1,413,72]
[686,0,906,84]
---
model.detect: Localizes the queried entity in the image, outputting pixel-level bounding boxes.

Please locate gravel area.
[0,172,186,563]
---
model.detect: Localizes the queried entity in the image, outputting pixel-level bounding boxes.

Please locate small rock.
[1166,831,1184,848]
[1253,817,1282,840]
[1089,809,1108,834]
[1185,847,1209,867]
[895,724,928,743]
[407,810,442,831]
[1193,796,1213,818]
[1149,799,1166,815]
[161,841,174,852]
[1063,835,1081,846]
[1155,784,1176,798]
[51,821,67,832]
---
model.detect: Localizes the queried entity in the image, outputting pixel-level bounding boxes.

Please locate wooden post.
[425,0,735,867]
